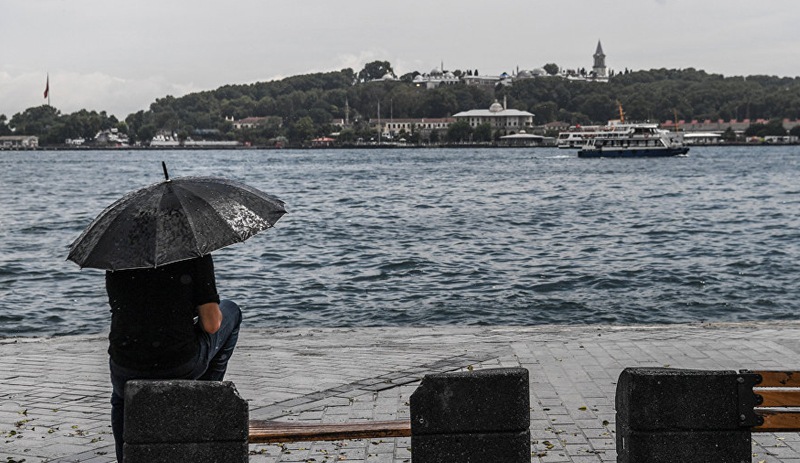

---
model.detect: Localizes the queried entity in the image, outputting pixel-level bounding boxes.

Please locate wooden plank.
[753,371,800,387]
[755,388,800,407]
[754,410,800,432]
[248,419,411,444]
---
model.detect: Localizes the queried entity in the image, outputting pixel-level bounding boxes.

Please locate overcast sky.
[2,0,799,119]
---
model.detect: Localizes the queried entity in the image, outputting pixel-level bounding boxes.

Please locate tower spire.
[593,40,607,79]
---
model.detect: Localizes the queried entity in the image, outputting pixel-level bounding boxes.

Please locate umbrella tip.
[162,161,170,182]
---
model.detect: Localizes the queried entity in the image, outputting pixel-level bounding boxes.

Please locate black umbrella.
[67,163,286,270]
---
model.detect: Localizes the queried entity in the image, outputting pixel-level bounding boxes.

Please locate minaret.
[593,40,607,79]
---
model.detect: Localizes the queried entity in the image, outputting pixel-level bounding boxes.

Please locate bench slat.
[248,419,411,444]
[755,389,800,407]
[754,410,800,432]
[753,371,800,387]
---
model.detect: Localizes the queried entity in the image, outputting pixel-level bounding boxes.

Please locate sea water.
[1,146,798,337]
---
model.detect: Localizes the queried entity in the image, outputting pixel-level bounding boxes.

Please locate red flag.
[44,74,49,99]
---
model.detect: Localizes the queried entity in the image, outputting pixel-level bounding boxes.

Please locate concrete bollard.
[615,367,760,463]
[123,380,249,463]
[410,367,531,463]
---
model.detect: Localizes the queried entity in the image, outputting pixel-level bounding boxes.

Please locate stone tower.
[592,40,607,79]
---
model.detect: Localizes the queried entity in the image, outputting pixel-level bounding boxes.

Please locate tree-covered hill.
[4,63,800,146]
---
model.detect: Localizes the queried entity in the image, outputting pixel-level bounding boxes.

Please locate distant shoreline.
[0,142,789,152]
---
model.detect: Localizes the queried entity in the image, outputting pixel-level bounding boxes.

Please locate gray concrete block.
[123,441,248,463]
[123,380,249,463]
[411,430,531,463]
[410,367,529,435]
[616,428,751,463]
[615,368,754,463]
[124,380,248,444]
[615,367,741,431]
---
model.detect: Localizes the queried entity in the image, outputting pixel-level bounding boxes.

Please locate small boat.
[577,123,689,158]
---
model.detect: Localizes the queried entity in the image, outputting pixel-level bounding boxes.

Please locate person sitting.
[105,254,241,462]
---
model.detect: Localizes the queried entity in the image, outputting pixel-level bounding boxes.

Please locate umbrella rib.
[69,188,155,269]
[178,182,252,241]
[167,184,205,260]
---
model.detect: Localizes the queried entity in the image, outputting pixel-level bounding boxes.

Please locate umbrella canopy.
[68,167,286,271]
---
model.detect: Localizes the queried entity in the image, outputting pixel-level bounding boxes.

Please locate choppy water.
[1,146,799,337]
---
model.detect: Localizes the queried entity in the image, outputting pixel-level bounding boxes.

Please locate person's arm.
[197,302,222,334]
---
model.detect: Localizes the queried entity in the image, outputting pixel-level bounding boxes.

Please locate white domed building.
[452,98,534,133]
[413,65,461,89]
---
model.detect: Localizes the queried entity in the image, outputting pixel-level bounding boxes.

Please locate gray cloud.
[2,0,799,118]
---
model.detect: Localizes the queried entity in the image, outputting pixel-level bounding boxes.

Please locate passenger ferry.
[556,120,634,149]
[556,125,608,149]
[577,124,690,158]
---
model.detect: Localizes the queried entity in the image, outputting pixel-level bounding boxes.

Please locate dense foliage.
[4,62,800,146]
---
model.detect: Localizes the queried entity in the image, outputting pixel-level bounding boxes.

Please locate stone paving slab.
[3,322,800,462]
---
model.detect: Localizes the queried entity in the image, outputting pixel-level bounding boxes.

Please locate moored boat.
[576,124,689,158]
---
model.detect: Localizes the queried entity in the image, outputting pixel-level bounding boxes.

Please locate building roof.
[453,108,534,118]
[383,118,455,123]
[499,132,543,140]
[0,135,38,141]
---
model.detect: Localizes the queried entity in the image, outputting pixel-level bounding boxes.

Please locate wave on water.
[1,146,799,336]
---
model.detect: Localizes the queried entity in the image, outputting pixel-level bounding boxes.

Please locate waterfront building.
[230,116,281,130]
[94,128,129,146]
[662,118,800,134]
[499,131,549,146]
[453,99,534,133]
[377,118,455,138]
[0,135,38,149]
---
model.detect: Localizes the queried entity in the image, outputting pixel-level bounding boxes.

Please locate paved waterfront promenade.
[3,323,800,462]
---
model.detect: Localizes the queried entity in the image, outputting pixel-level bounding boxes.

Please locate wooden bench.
[247,371,800,444]
[248,419,411,443]
[616,367,800,463]
[750,370,800,432]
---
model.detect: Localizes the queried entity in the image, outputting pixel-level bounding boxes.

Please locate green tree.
[745,119,786,137]
[446,120,473,143]
[9,105,61,136]
[289,116,316,143]
[722,127,737,142]
[543,63,559,75]
[532,102,558,123]
[0,114,11,135]
[337,128,356,143]
[358,61,394,83]
[473,123,493,142]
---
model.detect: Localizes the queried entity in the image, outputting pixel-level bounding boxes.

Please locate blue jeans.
[109,299,242,462]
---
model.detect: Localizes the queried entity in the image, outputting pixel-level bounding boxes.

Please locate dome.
[532,68,546,76]
[430,67,443,76]
[413,75,425,82]
[382,72,395,81]
[517,70,532,78]
[489,101,504,113]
